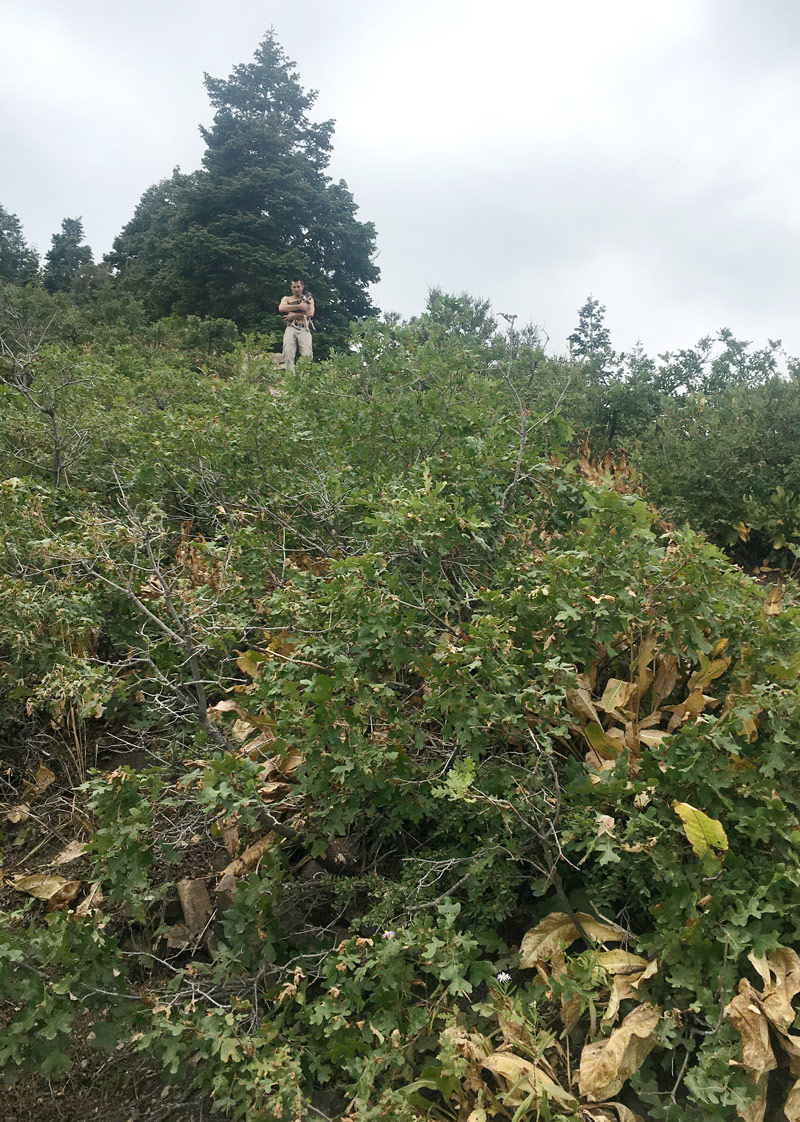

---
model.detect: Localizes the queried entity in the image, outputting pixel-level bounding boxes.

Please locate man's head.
[290,279,304,298]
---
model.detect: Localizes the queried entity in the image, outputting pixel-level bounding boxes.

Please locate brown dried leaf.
[584,1105,644,1122]
[51,839,89,865]
[5,803,31,823]
[221,832,276,877]
[482,1052,578,1109]
[639,729,668,748]
[748,948,800,1033]
[599,679,636,717]
[28,764,56,795]
[650,655,678,711]
[724,979,776,1078]
[578,1004,661,1101]
[75,882,103,917]
[11,874,81,905]
[763,585,783,618]
[520,911,626,977]
[666,690,718,732]
[566,687,601,726]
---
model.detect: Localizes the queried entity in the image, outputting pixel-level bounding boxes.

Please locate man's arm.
[279,296,314,321]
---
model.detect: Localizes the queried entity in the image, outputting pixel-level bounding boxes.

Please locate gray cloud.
[2,0,800,356]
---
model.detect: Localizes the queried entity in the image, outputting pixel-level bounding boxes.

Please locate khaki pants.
[282,324,313,372]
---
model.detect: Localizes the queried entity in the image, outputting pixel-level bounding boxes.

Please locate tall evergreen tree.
[568,295,614,379]
[0,205,39,285]
[43,217,93,293]
[108,32,379,351]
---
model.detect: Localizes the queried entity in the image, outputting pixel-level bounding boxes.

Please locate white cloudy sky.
[2,0,800,356]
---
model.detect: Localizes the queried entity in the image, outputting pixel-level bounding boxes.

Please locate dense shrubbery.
[3,286,800,1121]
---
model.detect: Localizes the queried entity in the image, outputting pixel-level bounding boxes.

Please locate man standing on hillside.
[279,279,315,373]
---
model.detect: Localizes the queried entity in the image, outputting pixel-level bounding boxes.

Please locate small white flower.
[495,971,512,984]
[382,930,395,940]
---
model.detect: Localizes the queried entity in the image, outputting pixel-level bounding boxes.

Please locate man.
[279,279,315,373]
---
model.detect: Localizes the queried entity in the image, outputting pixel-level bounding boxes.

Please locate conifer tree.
[43,217,93,293]
[0,205,39,285]
[109,32,379,351]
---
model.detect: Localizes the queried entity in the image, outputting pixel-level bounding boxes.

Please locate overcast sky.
[3,0,800,357]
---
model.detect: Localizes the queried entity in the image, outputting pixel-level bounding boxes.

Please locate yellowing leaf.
[687,650,731,692]
[578,1004,661,1100]
[763,585,783,618]
[236,650,265,678]
[672,802,728,857]
[595,949,651,976]
[520,911,626,977]
[482,1052,578,1110]
[585,723,624,759]
[733,520,751,542]
[600,679,636,716]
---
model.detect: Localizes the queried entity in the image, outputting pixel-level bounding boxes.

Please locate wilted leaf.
[584,1105,644,1122]
[208,698,242,714]
[748,949,800,1035]
[567,688,601,725]
[585,723,624,759]
[673,802,728,857]
[600,679,636,716]
[666,690,719,731]
[633,636,657,699]
[600,956,658,1025]
[638,729,667,748]
[11,874,81,907]
[595,949,651,976]
[725,979,775,1122]
[762,585,783,618]
[51,839,89,865]
[5,802,31,823]
[75,882,103,916]
[520,911,626,977]
[649,654,678,711]
[687,650,731,692]
[482,1052,578,1110]
[29,764,56,794]
[578,1004,661,1100]
[236,650,265,677]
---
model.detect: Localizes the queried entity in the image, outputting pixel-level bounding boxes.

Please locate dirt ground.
[3,1044,228,1122]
